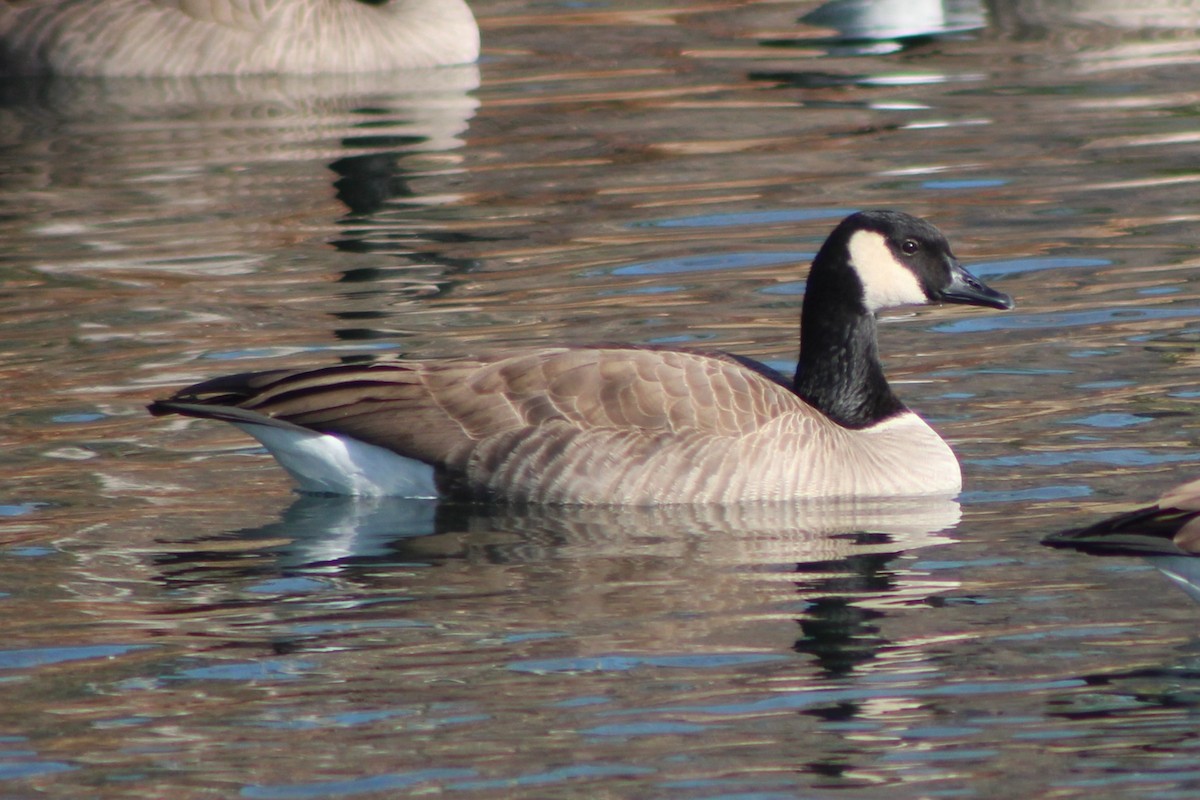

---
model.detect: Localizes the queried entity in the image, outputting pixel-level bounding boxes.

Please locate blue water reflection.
[4,0,1200,797]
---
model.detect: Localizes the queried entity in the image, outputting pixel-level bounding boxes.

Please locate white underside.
[234,423,438,498]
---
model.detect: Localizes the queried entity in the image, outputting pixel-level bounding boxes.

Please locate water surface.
[3,1,1200,797]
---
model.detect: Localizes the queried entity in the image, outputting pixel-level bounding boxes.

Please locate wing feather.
[151,346,890,501]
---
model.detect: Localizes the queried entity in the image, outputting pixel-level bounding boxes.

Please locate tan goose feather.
[0,0,479,76]
[156,346,961,504]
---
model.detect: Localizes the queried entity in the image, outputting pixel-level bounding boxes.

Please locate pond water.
[3,0,1200,797]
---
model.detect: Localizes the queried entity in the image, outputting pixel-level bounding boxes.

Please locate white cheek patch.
[847,229,929,312]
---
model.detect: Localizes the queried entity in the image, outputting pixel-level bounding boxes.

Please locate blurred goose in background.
[149,210,1014,504]
[1043,477,1200,557]
[0,0,479,76]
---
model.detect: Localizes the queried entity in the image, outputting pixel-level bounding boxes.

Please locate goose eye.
[900,239,919,255]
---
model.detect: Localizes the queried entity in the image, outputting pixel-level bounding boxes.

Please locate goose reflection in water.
[151,494,963,675]
[801,0,986,47]
[0,63,482,331]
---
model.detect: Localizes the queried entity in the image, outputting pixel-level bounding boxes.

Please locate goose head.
[795,210,1012,429]
[812,210,1014,314]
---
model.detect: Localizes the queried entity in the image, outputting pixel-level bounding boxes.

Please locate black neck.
[792,282,906,429]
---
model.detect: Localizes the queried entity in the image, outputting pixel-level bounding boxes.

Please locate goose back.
[0,0,480,76]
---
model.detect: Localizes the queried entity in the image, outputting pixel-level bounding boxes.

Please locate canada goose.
[0,0,479,76]
[1043,477,1200,556]
[149,210,1014,504]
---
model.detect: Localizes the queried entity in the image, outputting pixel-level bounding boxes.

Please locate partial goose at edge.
[1043,477,1200,557]
[149,210,1014,504]
[0,0,480,76]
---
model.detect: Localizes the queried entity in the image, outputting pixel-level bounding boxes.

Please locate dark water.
[3,1,1200,797]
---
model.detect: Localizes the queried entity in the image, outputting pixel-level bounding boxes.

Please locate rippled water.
[4,1,1200,797]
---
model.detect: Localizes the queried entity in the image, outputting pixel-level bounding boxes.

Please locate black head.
[814,210,1014,313]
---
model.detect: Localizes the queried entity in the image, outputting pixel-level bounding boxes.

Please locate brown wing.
[1043,476,1200,556]
[152,346,803,473]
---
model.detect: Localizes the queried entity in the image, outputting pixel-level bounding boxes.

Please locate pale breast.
[457,409,961,504]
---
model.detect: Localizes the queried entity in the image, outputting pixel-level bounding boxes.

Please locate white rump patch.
[233,423,438,498]
[848,229,928,312]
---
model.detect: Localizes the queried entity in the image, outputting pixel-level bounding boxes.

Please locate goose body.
[1043,477,1200,556]
[150,210,1014,504]
[0,0,479,76]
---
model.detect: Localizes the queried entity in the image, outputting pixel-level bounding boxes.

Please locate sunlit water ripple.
[2,1,1200,797]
